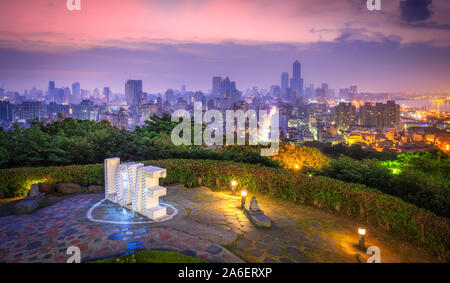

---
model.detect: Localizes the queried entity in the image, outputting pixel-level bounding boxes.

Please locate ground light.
[358,228,366,250]
[231,180,237,195]
[241,189,247,209]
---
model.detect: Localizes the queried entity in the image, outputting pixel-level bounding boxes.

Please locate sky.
[0,0,450,94]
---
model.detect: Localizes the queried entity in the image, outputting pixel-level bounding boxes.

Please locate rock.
[38,182,55,194]
[88,185,104,193]
[28,184,41,198]
[15,199,39,214]
[56,183,86,194]
[249,196,263,214]
[244,198,272,228]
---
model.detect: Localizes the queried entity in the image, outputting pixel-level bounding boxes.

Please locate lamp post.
[241,189,247,209]
[231,180,237,195]
[358,228,366,250]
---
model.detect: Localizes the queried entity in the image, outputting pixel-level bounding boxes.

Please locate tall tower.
[293,60,301,80]
[48,81,56,102]
[212,76,222,97]
[125,80,143,106]
[349,84,357,101]
[71,82,81,104]
[290,60,304,99]
[103,87,111,104]
[281,72,289,92]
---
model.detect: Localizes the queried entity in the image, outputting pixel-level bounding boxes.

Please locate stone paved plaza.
[0,184,437,263]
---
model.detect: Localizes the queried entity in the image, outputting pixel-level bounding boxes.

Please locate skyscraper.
[212,76,222,97]
[359,101,400,129]
[125,80,143,106]
[103,87,111,103]
[293,60,301,80]
[48,81,56,102]
[281,72,289,92]
[349,84,357,101]
[0,101,13,122]
[290,60,304,98]
[335,102,356,130]
[71,82,81,104]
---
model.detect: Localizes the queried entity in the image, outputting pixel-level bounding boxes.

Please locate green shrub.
[322,155,450,218]
[0,159,448,261]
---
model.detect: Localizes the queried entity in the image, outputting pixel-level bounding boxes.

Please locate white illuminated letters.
[104,158,167,220]
[366,0,381,11]
[67,0,81,11]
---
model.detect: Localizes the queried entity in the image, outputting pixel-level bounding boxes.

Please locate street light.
[358,228,366,250]
[231,180,237,195]
[241,190,247,209]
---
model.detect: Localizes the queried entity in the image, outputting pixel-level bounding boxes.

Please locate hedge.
[0,159,449,261]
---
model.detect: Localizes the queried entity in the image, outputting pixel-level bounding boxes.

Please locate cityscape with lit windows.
[1,61,449,155]
[0,0,449,266]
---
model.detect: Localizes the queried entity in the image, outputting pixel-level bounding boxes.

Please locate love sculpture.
[104,158,167,220]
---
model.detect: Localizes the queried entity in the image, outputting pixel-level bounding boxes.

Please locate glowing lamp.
[358,228,366,250]
[231,180,237,195]
[241,190,247,209]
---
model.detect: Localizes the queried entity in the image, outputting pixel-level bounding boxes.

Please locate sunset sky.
[0,0,450,94]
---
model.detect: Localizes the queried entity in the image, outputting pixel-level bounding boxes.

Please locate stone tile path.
[165,186,335,263]
[0,184,437,263]
[0,192,241,263]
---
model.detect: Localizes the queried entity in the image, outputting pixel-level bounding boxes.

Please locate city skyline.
[0,0,450,93]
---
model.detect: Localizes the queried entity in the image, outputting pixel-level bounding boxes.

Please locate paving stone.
[244,231,264,241]
[272,242,286,249]
[286,247,303,255]
[263,257,278,263]
[236,239,252,249]
[255,241,269,249]
[249,249,264,258]
[205,245,223,255]
[268,248,283,256]
[280,257,295,263]
[293,256,310,263]
[303,243,316,250]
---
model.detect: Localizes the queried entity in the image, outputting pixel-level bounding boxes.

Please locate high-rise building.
[359,101,400,129]
[103,87,111,103]
[349,84,357,100]
[71,82,81,104]
[165,89,174,106]
[0,101,13,122]
[339,88,349,100]
[125,80,143,106]
[304,84,314,101]
[14,101,44,121]
[290,60,304,98]
[48,81,56,102]
[281,72,289,92]
[212,76,222,97]
[335,102,356,130]
[72,100,97,121]
[293,60,301,80]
